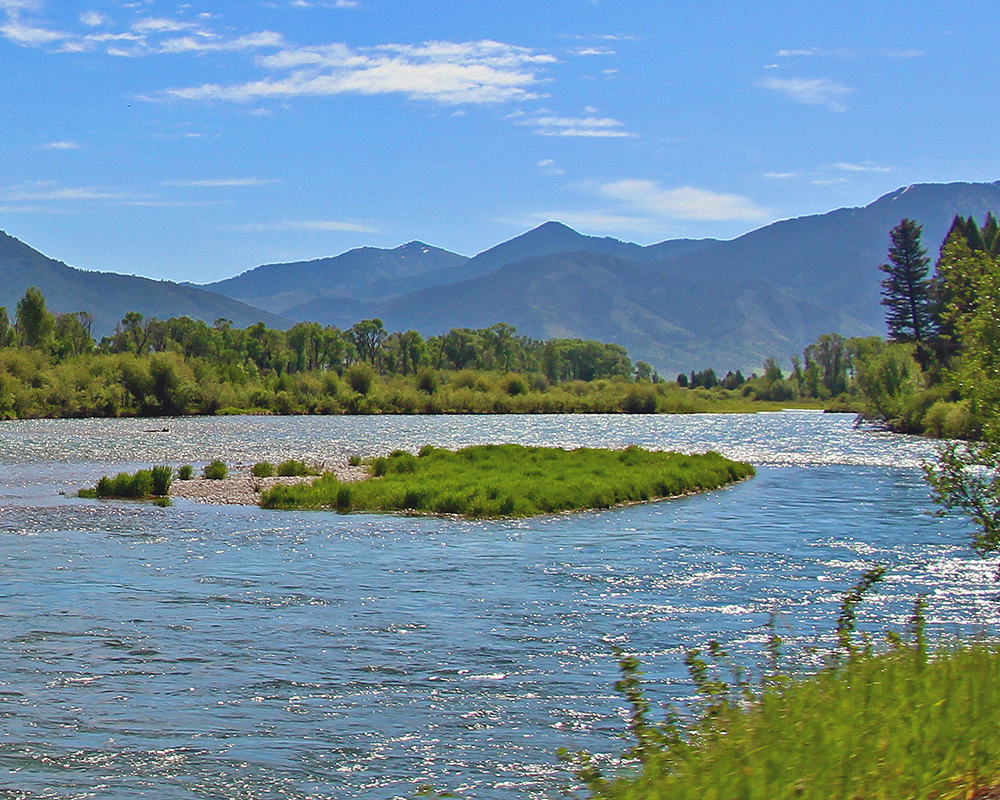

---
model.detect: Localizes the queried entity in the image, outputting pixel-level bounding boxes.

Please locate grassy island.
[259,444,754,518]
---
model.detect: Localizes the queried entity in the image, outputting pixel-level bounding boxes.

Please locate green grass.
[573,570,1000,800]
[79,464,172,499]
[589,644,1000,800]
[259,444,754,518]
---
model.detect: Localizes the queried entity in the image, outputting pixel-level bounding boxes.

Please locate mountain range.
[1,180,999,374]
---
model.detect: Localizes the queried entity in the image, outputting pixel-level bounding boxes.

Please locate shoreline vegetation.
[570,570,1000,800]
[259,444,755,518]
[0,286,845,421]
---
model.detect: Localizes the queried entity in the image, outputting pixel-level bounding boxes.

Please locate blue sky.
[0,0,996,283]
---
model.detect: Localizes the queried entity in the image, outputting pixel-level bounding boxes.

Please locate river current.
[0,411,994,799]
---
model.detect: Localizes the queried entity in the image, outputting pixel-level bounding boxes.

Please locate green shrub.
[621,385,658,413]
[416,367,439,394]
[252,461,276,477]
[178,464,194,480]
[86,465,170,499]
[203,460,228,480]
[345,362,375,395]
[150,465,172,496]
[347,455,362,467]
[276,459,315,477]
[499,373,529,396]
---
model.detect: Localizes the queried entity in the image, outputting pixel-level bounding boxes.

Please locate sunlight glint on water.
[0,411,993,798]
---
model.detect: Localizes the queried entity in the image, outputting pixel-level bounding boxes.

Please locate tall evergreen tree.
[879,219,934,343]
[964,215,986,252]
[982,212,998,252]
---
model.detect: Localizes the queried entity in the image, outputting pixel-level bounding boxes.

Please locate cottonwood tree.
[15,286,54,349]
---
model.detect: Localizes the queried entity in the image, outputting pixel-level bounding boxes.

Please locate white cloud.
[764,171,796,179]
[1,19,65,45]
[834,162,890,173]
[518,114,633,137]
[537,158,565,176]
[0,183,136,201]
[43,140,81,149]
[164,40,554,105]
[79,10,106,27]
[158,30,284,54]
[291,0,359,6]
[777,48,817,57]
[0,181,213,207]
[233,219,378,233]
[131,17,193,34]
[0,5,284,57]
[596,180,769,221]
[163,177,279,187]
[573,46,615,56]
[758,76,854,112]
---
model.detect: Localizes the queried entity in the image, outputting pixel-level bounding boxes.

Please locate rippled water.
[0,411,994,799]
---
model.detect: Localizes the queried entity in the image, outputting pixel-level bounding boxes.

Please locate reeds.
[577,570,1000,800]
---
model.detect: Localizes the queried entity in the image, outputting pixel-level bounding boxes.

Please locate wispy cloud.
[162,40,554,105]
[1,18,64,44]
[163,177,279,187]
[777,48,818,57]
[597,180,768,221]
[0,183,136,201]
[524,180,769,236]
[43,140,81,149]
[79,10,105,27]
[0,6,554,109]
[573,46,615,56]
[537,158,565,176]
[289,1,359,7]
[0,181,217,207]
[232,219,378,233]
[764,171,796,179]
[834,162,890,173]
[517,114,633,137]
[131,17,193,34]
[158,31,285,54]
[0,4,285,57]
[758,76,854,111]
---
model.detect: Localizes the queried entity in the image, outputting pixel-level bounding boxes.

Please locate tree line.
[0,289,633,383]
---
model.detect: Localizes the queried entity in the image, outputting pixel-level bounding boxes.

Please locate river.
[0,411,993,799]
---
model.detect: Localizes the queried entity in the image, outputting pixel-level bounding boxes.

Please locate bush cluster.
[83,464,172,499]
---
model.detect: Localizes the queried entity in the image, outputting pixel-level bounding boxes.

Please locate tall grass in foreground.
[259,444,754,518]
[574,570,1000,800]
